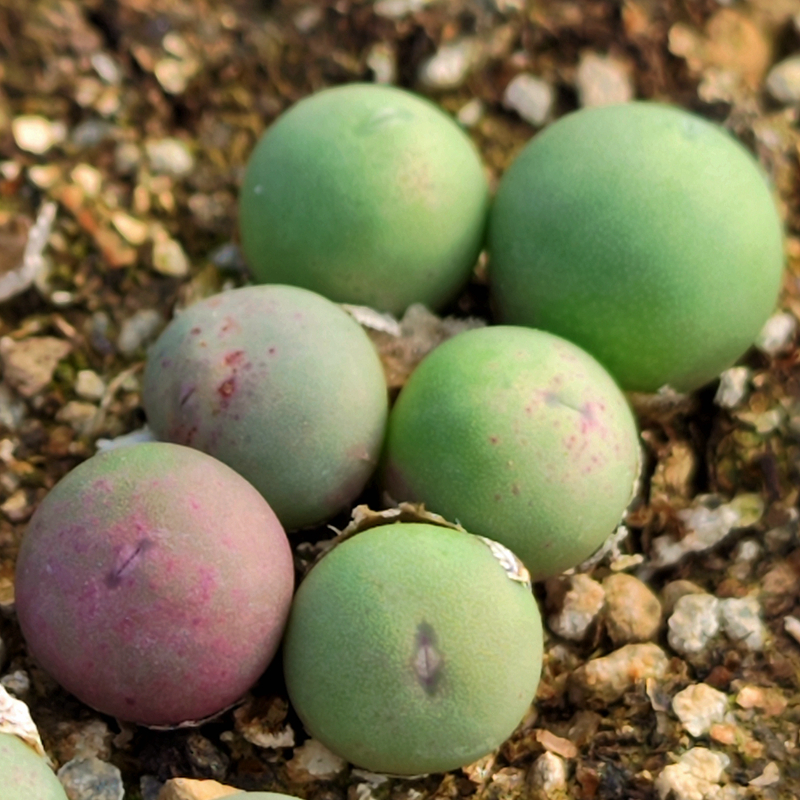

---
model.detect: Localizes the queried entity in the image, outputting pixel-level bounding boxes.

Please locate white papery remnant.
[0,685,46,758]
[478,536,531,587]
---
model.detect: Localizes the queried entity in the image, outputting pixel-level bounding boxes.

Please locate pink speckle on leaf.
[218,376,236,406]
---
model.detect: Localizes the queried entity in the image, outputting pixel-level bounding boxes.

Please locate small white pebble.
[12,115,66,155]
[366,43,397,85]
[714,367,750,409]
[749,761,780,788]
[529,751,567,792]
[503,73,554,126]
[75,370,106,401]
[733,539,760,563]
[546,574,605,641]
[655,748,730,800]
[457,98,485,128]
[0,670,30,698]
[145,137,194,177]
[672,683,728,737]
[667,594,720,655]
[576,52,634,107]
[418,39,479,90]
[719,596,766,651]
[766,56,800,105]
[756,311,796,356]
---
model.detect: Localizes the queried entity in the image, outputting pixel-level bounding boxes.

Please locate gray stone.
[116,309,164,356]
[140,775,162,800]
[766,56,800,105]
[650,494,763,569]
[0,669,31,698]
[667,593,720,655]
[209,242,247,272]
[576,52,634,107]
[503,73,554,126]
[0,383,26,429]
[12,115,66,154]
[71,119,115,149]
[672,683,728,737]
[57,757,124,800]
[719,596,766,651]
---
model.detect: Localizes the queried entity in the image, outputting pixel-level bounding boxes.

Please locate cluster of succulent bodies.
[11,83,783,790]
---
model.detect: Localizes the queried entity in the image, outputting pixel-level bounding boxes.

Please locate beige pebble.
[75,370,106,401]
[545,573,605,641]
[0,336,72,397]
[157,777,242,800]
[603,573,662,644]
[568,643,670,705]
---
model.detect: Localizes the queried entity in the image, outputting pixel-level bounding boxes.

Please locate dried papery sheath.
[478,536,531,589]
[0,686,45,758]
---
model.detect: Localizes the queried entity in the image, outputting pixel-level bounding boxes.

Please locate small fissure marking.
[544,392,583,414]
[106,539,154,588]
[179,386,196,407]
[356,106,413,135]
[413,622,443,694]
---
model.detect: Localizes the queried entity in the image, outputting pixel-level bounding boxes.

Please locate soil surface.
[1,1,800,799]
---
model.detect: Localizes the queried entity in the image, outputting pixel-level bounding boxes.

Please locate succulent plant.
[143,285,388,530]
[283,523,543,775]
[382,326,641,580]
[239,83,489,316]
[488,102,784,393]
[15,442,294,727]
[0,733,68,800]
